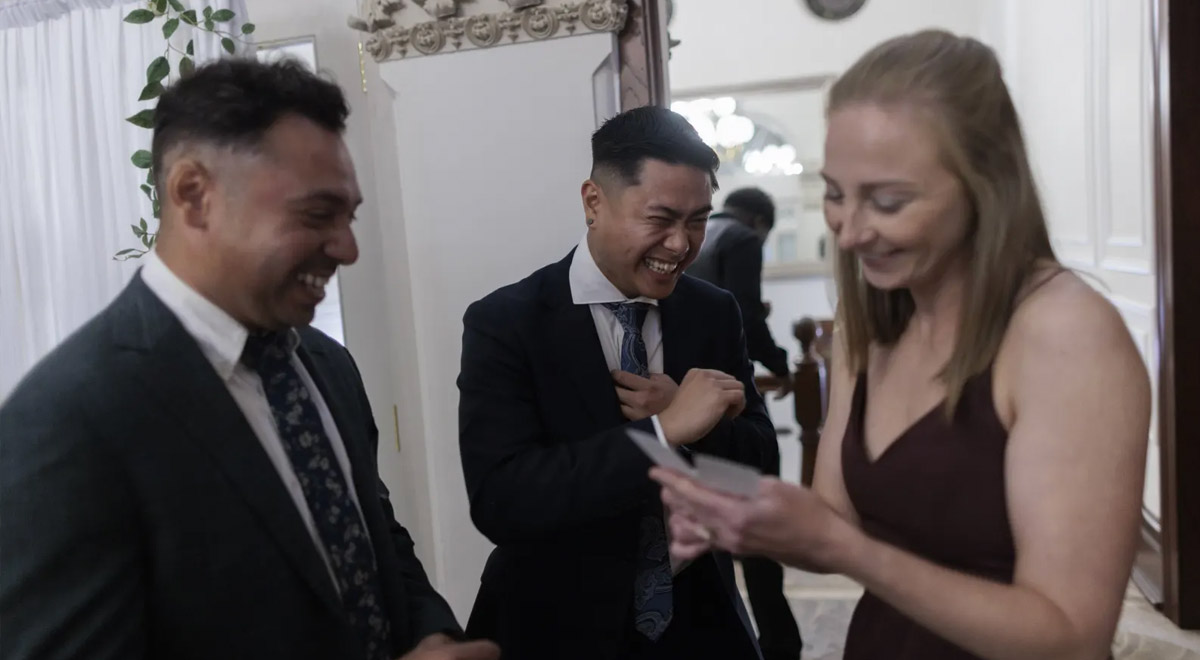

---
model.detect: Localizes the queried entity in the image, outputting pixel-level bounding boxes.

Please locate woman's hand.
[651,467,853,571]
[662,502,715,564]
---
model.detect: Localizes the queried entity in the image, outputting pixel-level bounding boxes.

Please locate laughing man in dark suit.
[458,106,778,660]
[0,60,497,660]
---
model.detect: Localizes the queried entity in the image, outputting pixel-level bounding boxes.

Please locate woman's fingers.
[649,466,690,490]
[670,538,710,562]
[668,508,711,544]
[664,507,713,562]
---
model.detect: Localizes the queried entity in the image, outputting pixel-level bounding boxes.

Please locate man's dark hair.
[723,187,776,230]
[590,105,720,189]
[151,58,349,189]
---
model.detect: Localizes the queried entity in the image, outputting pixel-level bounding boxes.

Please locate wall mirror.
[256,35,319,70]
[671,75,835,278]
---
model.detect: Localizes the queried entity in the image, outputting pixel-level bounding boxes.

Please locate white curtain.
[0,0,248,401]
[0,0,127,29]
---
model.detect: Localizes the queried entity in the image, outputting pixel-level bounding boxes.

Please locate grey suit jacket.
[0,274,458,660]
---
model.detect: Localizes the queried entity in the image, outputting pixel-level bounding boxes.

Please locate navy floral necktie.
[242,332,391,660]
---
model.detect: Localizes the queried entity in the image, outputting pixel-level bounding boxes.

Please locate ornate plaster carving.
[414,0,461,20]
[349,0,628,62]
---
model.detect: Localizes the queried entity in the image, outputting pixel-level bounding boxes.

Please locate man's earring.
[586,218,595,226]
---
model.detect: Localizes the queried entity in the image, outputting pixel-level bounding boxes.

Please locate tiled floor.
[1111,585,1200,660]
[738,567,1200,659]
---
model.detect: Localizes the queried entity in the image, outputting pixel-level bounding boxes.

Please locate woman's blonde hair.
[830,29,1057,414]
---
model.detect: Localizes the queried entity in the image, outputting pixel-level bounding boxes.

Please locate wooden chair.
[752,317,833,487]
[791,318,832,486]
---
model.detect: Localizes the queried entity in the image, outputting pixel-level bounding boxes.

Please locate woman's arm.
[655,277,1150,660]
[810,322,861,527]
[778,322,860,574]
[834,278,1149,659]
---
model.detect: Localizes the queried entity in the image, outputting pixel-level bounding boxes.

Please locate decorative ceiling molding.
[413,0,459,19]
[348,0,628,62]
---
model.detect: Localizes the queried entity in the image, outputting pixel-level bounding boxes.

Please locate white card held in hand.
[627,429,697,476]
[692,454,762,497]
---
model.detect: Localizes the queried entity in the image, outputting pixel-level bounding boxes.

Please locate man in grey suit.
[0,60,498,660]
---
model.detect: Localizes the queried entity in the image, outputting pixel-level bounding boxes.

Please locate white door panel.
[993,0,1160,523]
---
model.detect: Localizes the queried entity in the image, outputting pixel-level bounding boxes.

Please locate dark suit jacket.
[686,214,790,378]
[457,250,778,660]
[0,274,458,660]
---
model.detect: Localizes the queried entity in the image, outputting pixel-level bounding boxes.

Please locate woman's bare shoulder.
[990,265,1146,422]
[1009,267,1129,349]
[999,265,1147,407]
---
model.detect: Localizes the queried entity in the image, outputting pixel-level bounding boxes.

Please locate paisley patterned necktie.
[604,303,673,640]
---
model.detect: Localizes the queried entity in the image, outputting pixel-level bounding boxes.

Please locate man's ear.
[165,157,214,230]
[581,179,604,221]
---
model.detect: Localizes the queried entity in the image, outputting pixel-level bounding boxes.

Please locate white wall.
[979,0,1161,523]
[377,33,620,618]
[668,0,985,91]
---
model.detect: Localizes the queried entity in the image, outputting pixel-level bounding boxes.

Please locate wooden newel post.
[792,317,823,487]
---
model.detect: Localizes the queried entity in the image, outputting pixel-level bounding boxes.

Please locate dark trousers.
[627,556,759,660]
[739,433,802,660]
[742,555,803,660]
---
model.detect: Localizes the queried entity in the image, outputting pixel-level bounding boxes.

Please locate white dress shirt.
[569,234,665,373]
[568,233,671,440]
[140,251,364,589]
[568,234,686,573]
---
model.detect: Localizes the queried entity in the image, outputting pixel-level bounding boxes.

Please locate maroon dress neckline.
[840,367,1015,660]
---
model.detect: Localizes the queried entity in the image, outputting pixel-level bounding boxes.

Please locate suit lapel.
[122,279,342,616]
[293,335,424,641]
[294,343,384,536]
[544,252,624,429]
[659,285,699,383]
[549,304,622,428]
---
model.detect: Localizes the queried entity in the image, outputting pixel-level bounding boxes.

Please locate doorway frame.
[1148,0,1200,629]
[618,0,670,110]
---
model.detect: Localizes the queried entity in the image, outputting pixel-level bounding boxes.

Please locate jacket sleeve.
[719,234,790,378]
[340,346,462,644]
[457,299,658,546]
[0,389,147,660]
[689,290,781,475]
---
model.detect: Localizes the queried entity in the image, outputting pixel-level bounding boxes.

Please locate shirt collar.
[568,232,659,307]
[140,251,298,380]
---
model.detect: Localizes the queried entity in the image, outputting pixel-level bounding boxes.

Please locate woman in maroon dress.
[652,30,1150,660]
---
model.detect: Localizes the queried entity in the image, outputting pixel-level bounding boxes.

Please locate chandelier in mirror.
[670,97,805,178]
[670,75,834,276]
